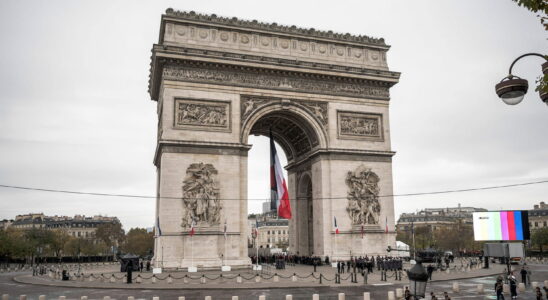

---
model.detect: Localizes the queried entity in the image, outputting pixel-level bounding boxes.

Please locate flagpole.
[191,235,193,268]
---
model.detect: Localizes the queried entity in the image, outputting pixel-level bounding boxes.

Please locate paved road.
[1,264,546,300]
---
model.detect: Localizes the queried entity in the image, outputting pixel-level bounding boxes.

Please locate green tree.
[531,227,548,254]
[49,230,71,261]
[95,222,125,250]
[511,0,548,30]
[122,228,154,257]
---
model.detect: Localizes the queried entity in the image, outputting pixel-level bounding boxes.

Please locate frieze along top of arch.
[164,9,387,47]
[159,9,394,72]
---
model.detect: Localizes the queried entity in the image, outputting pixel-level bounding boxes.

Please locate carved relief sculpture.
[338,111,383,140]
[240,96,268,120]
[346,165,381,225]
[175,98,230,131]
[164,65,390,100]
[181,163,222,228]
[301,101,328,126]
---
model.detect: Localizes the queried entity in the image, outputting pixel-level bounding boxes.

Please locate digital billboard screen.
[473,211,530,241]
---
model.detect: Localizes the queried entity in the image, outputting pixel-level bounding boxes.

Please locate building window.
[544,221,547,227]
[535,222,538,227]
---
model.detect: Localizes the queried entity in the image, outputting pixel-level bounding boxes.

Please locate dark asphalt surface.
[1,264,546,300]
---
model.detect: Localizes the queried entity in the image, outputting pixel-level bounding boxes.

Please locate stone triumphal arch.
[149,9,400,268]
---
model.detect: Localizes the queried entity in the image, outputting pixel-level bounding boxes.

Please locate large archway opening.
[245,109,323,256]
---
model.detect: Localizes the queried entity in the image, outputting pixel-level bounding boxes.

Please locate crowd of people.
[495,266,547,300]
[249,253,404,274]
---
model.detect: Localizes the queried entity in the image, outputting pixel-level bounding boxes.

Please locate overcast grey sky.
[0,0,546,230]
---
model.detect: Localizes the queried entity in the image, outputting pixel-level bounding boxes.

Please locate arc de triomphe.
[149,9,400,268]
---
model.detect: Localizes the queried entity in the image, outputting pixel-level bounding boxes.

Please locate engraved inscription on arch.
[174,98,231,132]
[337,111,383,141]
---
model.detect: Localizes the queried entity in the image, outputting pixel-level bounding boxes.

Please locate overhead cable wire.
[0,179,547,201]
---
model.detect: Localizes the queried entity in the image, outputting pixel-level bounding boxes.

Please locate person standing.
[520,266,527,285]
[427,264,434,280]
[337,261,341,274]
[404,287,411,300]
[509,272,518,299]
[495,277,505,300]
[536,287,543,300]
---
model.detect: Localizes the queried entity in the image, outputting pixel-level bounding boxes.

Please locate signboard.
[473,211,530,241]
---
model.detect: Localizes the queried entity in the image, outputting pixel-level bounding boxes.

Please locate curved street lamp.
[495,53,547,106]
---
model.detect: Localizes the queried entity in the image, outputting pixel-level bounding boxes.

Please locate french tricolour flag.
[190,220,196,237]
[270,130,292,219]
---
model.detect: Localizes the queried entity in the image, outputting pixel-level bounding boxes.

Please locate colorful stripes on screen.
[472,211,530,241]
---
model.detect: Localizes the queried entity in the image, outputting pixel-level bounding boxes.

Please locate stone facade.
[529,202,548,230]
[150,9,400,269]
[3,213,120,243]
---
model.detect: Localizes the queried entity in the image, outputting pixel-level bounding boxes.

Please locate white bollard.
[292,275,297,282]
[232,297,238,300]
[128,297,134,300]
[178,297,186,300]
[259,296,266,300]
[396,288,403,299]
[518,283,525,292]
[503,284,510,294]
[338,293,345,300]
[477,284,484,294]
[388,291,395,300]
[39,296,46,300]
[205,297,212,300]
[59,297,66,300]
[313,294,320,300]
[2,294,7,300]
[532,281,538,288]
[110,275,116,283]
[103,297,111,300]
[167,276,173,284]
[152,276,157,284]
[255,275,261,283]
[152,297,159,300]
[286,295,292,300]
[200,276,206,284]
[136,276,142,284]
[452,282,460,293]
[363,292,370,300]
[19,296,26,300]
[274,275,279,282]
[81,296,88,300]
[237,276,242,283]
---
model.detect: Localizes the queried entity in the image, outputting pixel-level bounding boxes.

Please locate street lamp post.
[495,53,547,106]
[407,259,429,299]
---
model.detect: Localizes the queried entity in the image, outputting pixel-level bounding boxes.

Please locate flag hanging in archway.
[270,130,292,219]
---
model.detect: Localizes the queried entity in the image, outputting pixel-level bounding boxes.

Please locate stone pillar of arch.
[148,9,400,269]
